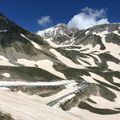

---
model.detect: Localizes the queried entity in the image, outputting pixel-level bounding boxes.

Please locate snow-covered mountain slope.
[0,13,120,120]
[37,23,78,46]
[0,89,80,120]
[37,24,75,38]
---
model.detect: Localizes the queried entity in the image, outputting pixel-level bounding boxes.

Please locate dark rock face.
[0,111,14,120]
[105,33,120,44]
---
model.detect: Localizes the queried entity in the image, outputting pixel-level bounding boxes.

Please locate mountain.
[37,23,79,46]
[0,13,120,120]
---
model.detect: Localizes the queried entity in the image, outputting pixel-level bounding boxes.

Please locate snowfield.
[68,107,120,120]
[0,89,80,120]
[0,80,75,87]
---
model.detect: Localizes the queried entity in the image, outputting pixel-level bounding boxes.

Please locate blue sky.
[0,0,120,32]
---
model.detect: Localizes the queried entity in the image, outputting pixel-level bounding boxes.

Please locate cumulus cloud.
[67,7,109,30]
[38,16,52,27]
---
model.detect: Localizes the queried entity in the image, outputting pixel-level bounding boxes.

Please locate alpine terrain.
[0,13,120,120]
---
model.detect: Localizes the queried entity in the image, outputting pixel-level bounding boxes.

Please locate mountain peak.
[55,23,68,28]
[37,23,74,39]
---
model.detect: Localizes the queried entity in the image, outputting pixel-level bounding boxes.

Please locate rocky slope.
[0,13,120,120]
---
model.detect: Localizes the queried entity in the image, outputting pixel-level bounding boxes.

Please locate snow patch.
[16,58,66,79]
[113,31,120,36]
[81,75,98,84]
[2,73,10,78]
[0,30,7,32]
[0,55,16,66]
[21,34,42,50]
[85,30,90,35]
[107,61,120,71]
[50,49,85,69]
[113,77,120,84]
[0,80,75,87]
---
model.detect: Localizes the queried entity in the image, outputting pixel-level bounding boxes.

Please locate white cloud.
[67,7,109,30]
[38,16,52,27]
